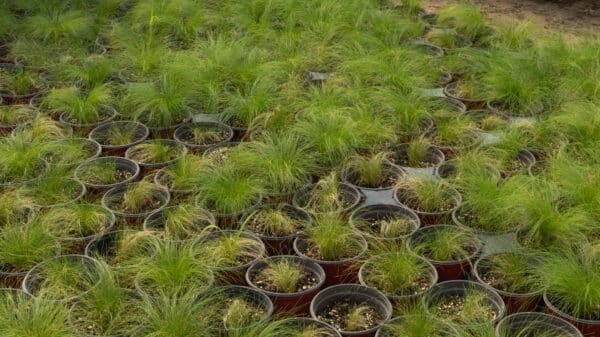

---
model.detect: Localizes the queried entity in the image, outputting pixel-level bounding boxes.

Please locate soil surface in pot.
[247,209,305,237]
[213,297,266,329]
[114,196,163,214]
[82,169,133,185]
[433,294,497,324]
[252,267,319,293]
[180,127,230,145]
[347,170,398,189]
[317,299,385,332]
[354,217,415,238]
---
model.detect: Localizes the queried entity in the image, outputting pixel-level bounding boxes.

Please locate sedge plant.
[43,84,113,124]
[0,219,58,276]
[476,252,541,295]
[146,204,214,241]
[344,152,395,188]
[156,155,208,191]
[395,175,459,213]
[194,228,265,270]
[127,140,184,165]
[410,226,481,263]
[301,213,364,261]
[37,203,113,241]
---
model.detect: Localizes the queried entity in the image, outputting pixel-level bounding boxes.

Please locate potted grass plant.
[23,254,103,302]
[134,238,214,297]
[246,255,326,314]
[408,224,482,281]
[371,90,433,140]
[393,175,462,225]
[125,139,187,172]
[359,247,438,304]
[49,54,114,88]
[0,137,47,187]
[342,152,403,190]
[436,2,490,44]
[310,284,392,337]
[432,115,481,159]
[17,170,86,209]
[89,120,149,156]
[258,317,341,337]
[12,114,72,142]
[194,162,263,227]
[496,312,584,337]
[242,203,312,255]
[0,190,34,226]
[429,97,466,120]
[0,65,47,104]
[43,84,116,134]
[0,288,72,336]
[0,104,37,136]
[539,252,600,336]
[444,79,487,110]
[474,252,542,313]
[37,203,115,254]
[143,204,215,242]
[435,150,501,182]
[349,204,420,241]
[75,156,140,192]
[293,214,367,286]
[375,314,459,337]
[424,28,471,51]
[102,180,170,223]
[174,121,233,153]
[203,141,240,165]
[293,172,361,215]
[230,133,315,202]
[69,263,143,336]
[154,154,207,195]
[0,219,59,288]
[39,137,101,168]
[422,280,505,328]
[387,137,445,171]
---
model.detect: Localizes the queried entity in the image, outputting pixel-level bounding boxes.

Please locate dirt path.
[424,0,600,35]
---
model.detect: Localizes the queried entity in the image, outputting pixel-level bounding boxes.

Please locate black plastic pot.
[387,143,445,170]
[393,186,462,225]
[451,206,516,236]
[246,255,326,315]
[473,253,542,314]
[496,312,583,337]
[544,293,600,336]
[500,149,536,178]
[58,106,117,136]
[435,158,501,182]
[101,182,170,226]
[89,120,149,157]
[342,162,404,191]
[41,137,102,169]
[202,141,240,164]
[0,64,47,105]
[0,104,37,137]
[359,253,438,305]
[143,206,215,242]
[486,100,543,119]
[241,203,312,255]
[193,230,266,285]
[259,317,341,337]
[349,204,420,241]
[375,315,458,337]
[85,229,155,273]
[293,235,367,287]
[125,139,187,176]
[18,178,86,209]
[422,280,506,328]
[173,121,234,154]
[0,155,48,189]
[75,156,140,195]
[195,193,263,229]
[407,224,482,281]
[22,254,103,302]
[293,182,362,216]
[146,116,191,139]
[444,81,486,110]
[408,39,444,58]
[310,284,393,337]
[202,285,273,334]
[0,237,60,288]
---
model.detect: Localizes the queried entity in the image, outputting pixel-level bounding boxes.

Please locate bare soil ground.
[424,0,600,35]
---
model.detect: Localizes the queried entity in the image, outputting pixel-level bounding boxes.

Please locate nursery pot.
[342,162,404,191]
[58,106,117,136]
[496,312,583,337]
[422,280,506,328]
[51,205,116,255]
[246,255,326,315]
[293,235,368,287]
[349,204,420,242]
[125,139,187,176]
[387,143,445,170]
[259,317,341,337]
[0,64,47,105]
[41,137,102,169]
[0,237,60,289]
[0,104,36,136]
[193,230,266,285]
[89,121,149,157]
[146,116,191,139]
[374,315,458,337]
[173,121,234,154]
[407,224,482,281]
[195,193,263,229]
[358,254,438,306]
[22,254,103,302]
[408,39,444,58]
[75,156,140,195]
[101,183,170,227]
[444,81,486,110]
[293,182,362,216]
[544,293,600,336]
[18,178,86,209]
[202,141,240,163]
[154,166,200,197]
[310,284,393,337]
[204,285,274,334]
[84,229,151,272]
[436,159,501,182]
[241,203,312,255]
[143,206,215,242]
[500,149,536,178]
[393,186,462,225]
[473,254,542,314]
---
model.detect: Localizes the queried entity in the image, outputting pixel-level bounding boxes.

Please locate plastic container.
[375,315,458,337]
[259,317,341,337]
[246,255,326,314]
[544,293,600,336]
[101,182,170,226]
[310,284,393,337]
[75,156,140,194]
[173,121,233,154]
[496,312,583,337]
[89,120,149,157]
[293,182,362,216]
[349,204,420,242]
